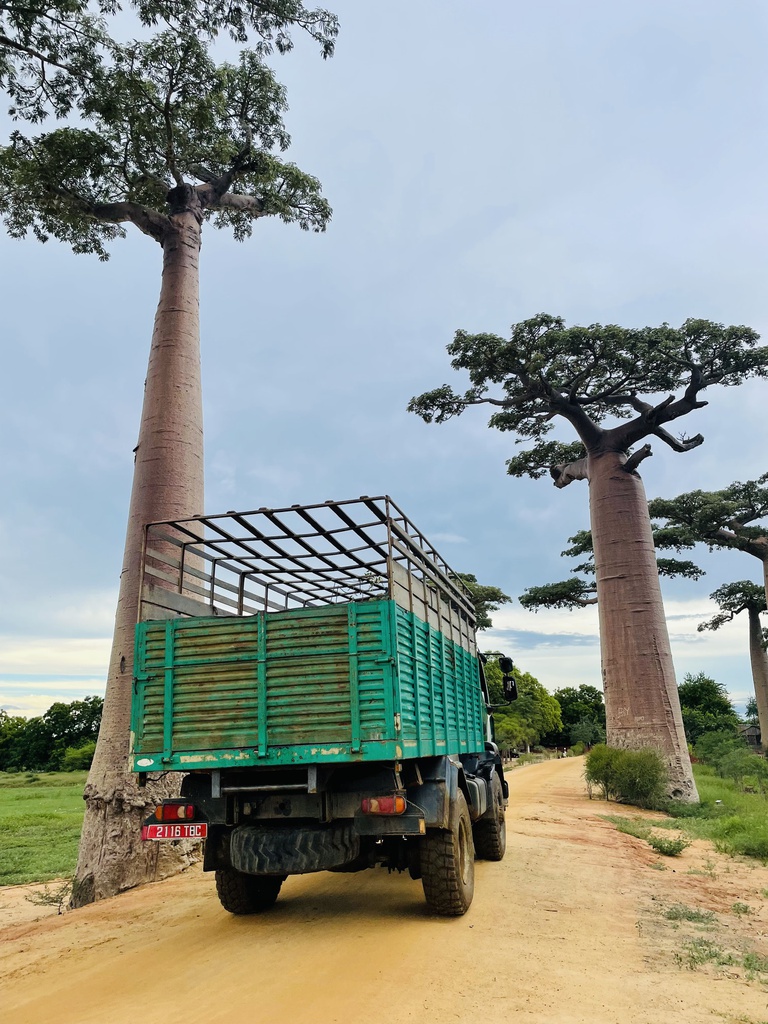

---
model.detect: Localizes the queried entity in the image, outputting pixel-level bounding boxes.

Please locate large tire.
[215,868,284,915]
[420,791,474,916]
[473,773,506,861]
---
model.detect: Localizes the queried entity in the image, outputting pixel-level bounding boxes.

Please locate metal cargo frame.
[138,495,477,653]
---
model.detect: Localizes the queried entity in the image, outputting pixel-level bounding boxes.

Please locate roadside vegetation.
[0,772,87,885]
[0,697,102,772]
[591,684,768,863]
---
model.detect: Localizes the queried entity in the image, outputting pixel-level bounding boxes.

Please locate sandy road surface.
[2,758,768,1024]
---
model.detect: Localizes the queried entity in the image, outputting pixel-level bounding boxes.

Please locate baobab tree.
[0,12,335,905]
[410,314,767,799]
[698,581,768,752]
[650,478,768,604]
[519,528,704,611]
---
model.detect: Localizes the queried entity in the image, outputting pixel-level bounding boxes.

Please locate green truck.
[131,496,514,916]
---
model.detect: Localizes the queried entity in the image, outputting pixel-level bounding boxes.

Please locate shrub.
[648,834,691,856]
[584,744,622,800]
[570,741,586,756]
[585,745,668,807]
[60,741,96,771]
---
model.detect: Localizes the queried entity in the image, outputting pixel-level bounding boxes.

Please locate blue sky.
[1,0,767,717]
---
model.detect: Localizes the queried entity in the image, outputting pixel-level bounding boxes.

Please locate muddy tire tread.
[215,868,283,915]
[420,793,474,917]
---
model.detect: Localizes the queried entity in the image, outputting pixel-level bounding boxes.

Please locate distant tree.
[456,573,510,630]
[745,696,759,726]
[677,671,740,745]
[410,313,767,800]
[542,684,606,748]
[0,697,104,771]
[650,477,768,605]
[0,7,335,906]
[568,719,605,748]
[489,661,562,751]
[697,582,767,751]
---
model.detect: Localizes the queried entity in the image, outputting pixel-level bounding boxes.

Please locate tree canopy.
[409,314,767,485]
[650,478,768,568]
[698,580,767,635]
[485,659,562,751]
[676,672,740,744]
[0,26,331,259]
[456,573,510,630]
[0,696,103,771]
[0,0,338,120]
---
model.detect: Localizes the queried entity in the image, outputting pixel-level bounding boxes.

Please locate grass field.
[666,765,768,861]
[0,772,87,885]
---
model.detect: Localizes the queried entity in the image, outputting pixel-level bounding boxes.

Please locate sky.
[1,0,767,718]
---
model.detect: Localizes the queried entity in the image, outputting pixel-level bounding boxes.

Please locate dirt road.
[2,758,767,1024]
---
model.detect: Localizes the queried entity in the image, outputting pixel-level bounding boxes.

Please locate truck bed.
[131,598,485,771]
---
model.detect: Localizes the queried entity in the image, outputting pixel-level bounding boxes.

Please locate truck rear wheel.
[473,773,506,861]
[420,792,474,916]
[215,868,284,915]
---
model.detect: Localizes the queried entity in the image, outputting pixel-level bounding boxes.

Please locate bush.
[584,745,623,800]
[60,741,96,771]
[585,745,668,808]
[647,834,690,856]
[570,741,586,756]
[614,749,668,808]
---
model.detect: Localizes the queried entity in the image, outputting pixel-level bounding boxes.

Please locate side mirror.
[498,656,514,674]
[503,676,518,702]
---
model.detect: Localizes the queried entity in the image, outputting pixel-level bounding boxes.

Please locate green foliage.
[409,314,767,480]
[60,740,97,771]
[585,745,668,807]
[488,661,561,750]
[677,673,741,744]
[519,524,703,619]
[665,764,768,861]
[0,697,102,771]
[663,904,715,924]
[650,477,768,561]
[0,771,88,884]
[0,30,331,259]
[519,577,596,610]
[0,0,338,121]
[693,730,768,795]
[569,718,605,747]
[745,697,759,725]
[456,573,510,630]
[540,683,605,748]
[647,834,691,856]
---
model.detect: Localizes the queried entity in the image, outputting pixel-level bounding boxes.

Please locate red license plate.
[142,822,208,841]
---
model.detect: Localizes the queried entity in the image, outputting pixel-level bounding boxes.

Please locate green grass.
[666,765,768,861]
[663,904,716,924]
[0,771,87,885]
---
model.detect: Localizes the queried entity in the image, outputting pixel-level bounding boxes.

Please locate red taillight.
[361,795,407,815]
[154,803,196,822]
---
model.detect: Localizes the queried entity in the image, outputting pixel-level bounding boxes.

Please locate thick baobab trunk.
[589,451,698,801]
[72,204,205,907]
[747,606,768,753]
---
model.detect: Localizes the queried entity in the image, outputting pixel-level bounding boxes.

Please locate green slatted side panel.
[264,606,352,746]
[356,602,391,738]
[393,605,484,758]
[132,601,394,766]
[131,599,483,768]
